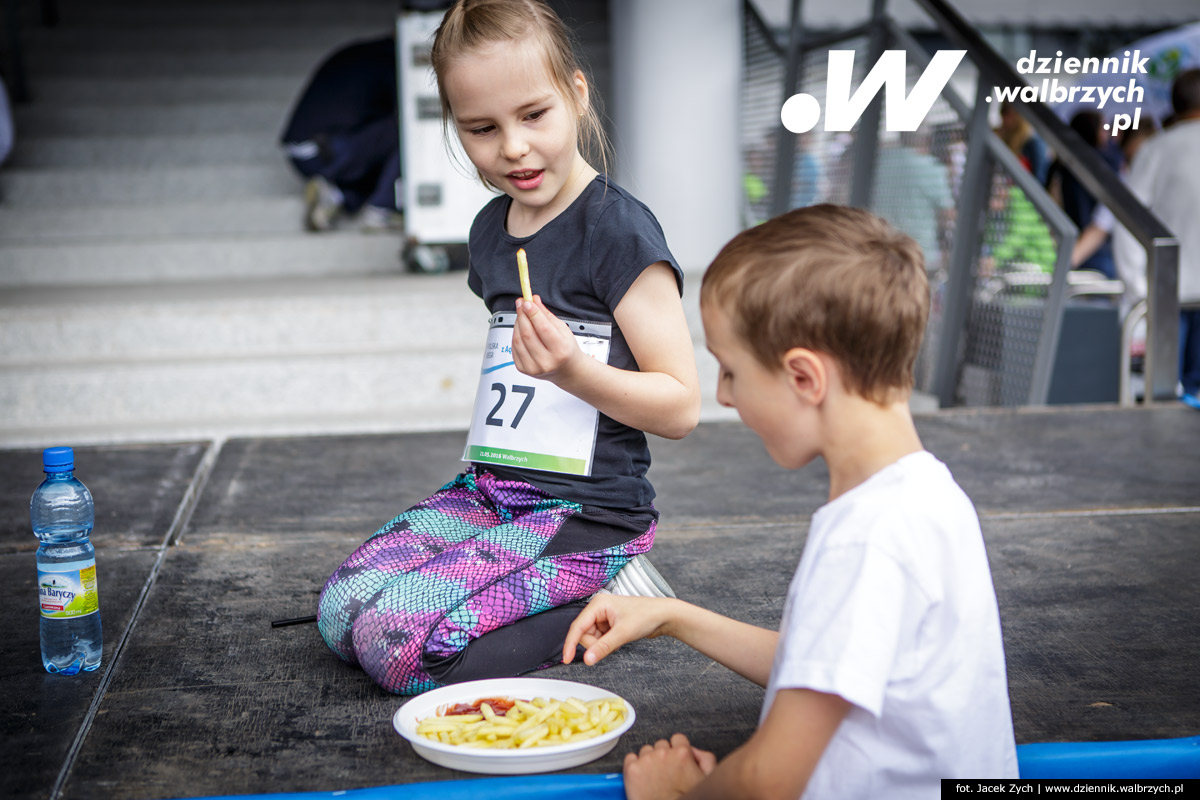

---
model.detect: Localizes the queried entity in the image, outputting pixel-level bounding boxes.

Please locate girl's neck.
[506,156,598,238]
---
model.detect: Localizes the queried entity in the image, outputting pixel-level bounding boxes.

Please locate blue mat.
[185,773,626,800]
[185,737,1200,798]
[1016,735,1200,779]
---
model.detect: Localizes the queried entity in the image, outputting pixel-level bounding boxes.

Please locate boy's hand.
[624,734,716,800]
[562,593,676,666]
[512,295,583,382]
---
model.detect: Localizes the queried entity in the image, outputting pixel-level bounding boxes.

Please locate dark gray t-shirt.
[467,176,683,508]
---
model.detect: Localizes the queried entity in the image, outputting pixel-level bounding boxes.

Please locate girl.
[316,0,701,695]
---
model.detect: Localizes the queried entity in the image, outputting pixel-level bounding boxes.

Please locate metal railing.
[742,0,1181,407]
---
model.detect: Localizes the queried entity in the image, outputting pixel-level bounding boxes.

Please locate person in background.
[1048,110,1123,278]
[871,129,954,275]
[998,100,1050,185]
[984,102,1056,279]
[1110,69,1200,408]
[983,175,1058,277]
[280,36,403,232]
[1070,120,1159,322]
[789,130,822,209]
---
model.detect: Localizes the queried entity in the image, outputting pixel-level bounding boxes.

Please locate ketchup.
[444,697,519,717]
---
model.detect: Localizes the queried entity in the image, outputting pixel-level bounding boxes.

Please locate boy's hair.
[430,0,610,186]
[700,204,929,404]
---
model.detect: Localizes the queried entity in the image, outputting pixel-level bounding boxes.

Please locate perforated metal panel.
[740,1,1072,407]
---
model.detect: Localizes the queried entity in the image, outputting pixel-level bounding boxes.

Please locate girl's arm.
[623,689,850,800]
[511,262,701,440]
[562,594,779,688]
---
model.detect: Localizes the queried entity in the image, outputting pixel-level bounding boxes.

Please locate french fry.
[416,695,627,749]
[516,248,533,303]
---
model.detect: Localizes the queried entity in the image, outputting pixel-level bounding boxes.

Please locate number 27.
[485,383,535,428]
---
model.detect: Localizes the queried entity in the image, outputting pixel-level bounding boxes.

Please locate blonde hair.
[430,0,610,187]
[701,205,929,404]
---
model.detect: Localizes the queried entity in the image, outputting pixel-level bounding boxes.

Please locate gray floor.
[3,406,1199,799]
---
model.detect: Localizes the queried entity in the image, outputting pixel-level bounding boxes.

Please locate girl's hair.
[430,0,610,187]
[701,205,930,405]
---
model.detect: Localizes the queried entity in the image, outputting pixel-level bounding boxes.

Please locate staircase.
[0,0,728,451]
[0,0,480,448]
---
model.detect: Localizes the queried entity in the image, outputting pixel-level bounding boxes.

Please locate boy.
[563,205,1018,799]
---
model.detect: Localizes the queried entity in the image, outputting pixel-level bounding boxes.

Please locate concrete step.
[0,349,734,450]
[0,275,478,365]
[0,232,405,288]
[0,274,735,448]
[0,164,297,206]
[0,197,306,242]
[10,132,283,169]
[0,274,480,445]
[13,101,291,137]
[0,349,483,448]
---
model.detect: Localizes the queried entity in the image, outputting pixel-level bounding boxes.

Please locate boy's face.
[702,302,817,470]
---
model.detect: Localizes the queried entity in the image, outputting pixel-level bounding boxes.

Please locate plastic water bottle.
[31,446,103,674]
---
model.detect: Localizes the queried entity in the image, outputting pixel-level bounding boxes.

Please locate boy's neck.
[821,392,924,502]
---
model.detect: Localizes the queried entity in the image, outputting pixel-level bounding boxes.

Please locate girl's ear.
[572,69,589,115]
[782,347,827,405]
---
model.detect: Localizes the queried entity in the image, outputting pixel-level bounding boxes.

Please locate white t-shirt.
[762,451,1018,799]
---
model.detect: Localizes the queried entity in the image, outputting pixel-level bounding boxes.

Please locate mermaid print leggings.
[317,466,657,695]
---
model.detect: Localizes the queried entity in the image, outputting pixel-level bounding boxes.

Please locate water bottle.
[31,446,103,675]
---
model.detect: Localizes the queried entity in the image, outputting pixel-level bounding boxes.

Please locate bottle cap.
[42,446,74,472]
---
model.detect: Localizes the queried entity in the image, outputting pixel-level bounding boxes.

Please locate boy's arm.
[511,262,701,440]
[625,688,850,800]
[563,594,779,688]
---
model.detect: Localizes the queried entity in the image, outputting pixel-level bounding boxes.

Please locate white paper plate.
[393,677,636,775]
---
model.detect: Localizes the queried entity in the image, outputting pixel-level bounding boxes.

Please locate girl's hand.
[623,734,717,800]
[562,593,677,666]
[511,295,584,382]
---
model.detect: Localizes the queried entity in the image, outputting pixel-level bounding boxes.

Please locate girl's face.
[442,39,592,230]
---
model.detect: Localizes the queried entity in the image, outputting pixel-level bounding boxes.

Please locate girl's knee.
[316,571,360,664]
[350,598,442,695]
[347,574,460,694]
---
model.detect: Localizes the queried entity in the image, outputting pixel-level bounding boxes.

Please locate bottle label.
[38,559,99,619]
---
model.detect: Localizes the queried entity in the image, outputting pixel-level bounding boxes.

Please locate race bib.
[463,312,611,476]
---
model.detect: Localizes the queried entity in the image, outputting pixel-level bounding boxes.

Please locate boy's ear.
[782,347,826,404]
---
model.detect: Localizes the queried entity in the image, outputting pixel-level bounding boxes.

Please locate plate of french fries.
[393,677,636,774]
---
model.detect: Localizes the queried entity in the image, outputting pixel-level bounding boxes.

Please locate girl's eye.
[526,109,547,122]
[469,125,495,136]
